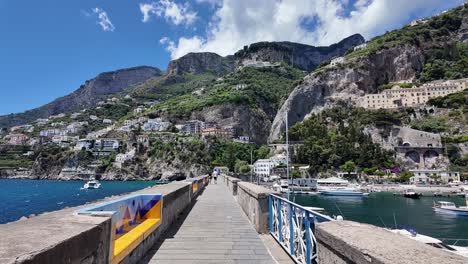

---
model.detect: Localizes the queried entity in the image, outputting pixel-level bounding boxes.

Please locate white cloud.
[92,7,115,32]
[139,0,197,25]
[162,0,465,59]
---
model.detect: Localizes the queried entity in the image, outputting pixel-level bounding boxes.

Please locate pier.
[0,175,467,264]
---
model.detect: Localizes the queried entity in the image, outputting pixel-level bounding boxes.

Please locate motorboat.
[389,228,468,258]
[81,178,101,189]
[403,189,421,199]
[320,188,369,197]
[433,197,468,216]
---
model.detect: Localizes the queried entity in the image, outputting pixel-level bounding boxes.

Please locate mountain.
[167,52,235,76]
[270,3,468,141]
[0,66,162,128]
[234,34,365,71]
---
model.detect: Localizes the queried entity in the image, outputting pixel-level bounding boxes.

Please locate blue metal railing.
[269,194,332,264]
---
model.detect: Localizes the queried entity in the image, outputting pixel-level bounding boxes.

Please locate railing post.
[278,199,282,242]
[269,195,273,233]
[305,211,311,264]
[289,203,294,256]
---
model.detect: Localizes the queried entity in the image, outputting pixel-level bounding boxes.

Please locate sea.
[292,192,468,246]
[0,179,159,224]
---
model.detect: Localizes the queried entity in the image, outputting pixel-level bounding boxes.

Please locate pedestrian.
[214,171,218,184]
[208,172,212,185]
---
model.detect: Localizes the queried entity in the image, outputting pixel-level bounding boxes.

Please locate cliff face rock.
[269,45,424,141]
[189,103,272,144]
[0,66,162,127]
[234,34,365,71]
[167,52,235,76]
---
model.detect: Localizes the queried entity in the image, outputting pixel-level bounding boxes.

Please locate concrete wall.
[236,182,279,234]
[0,176,209,264]
[316,221,467,264]
[225,176,241,195]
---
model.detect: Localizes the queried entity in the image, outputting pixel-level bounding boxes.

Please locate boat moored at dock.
[320,188,369,197]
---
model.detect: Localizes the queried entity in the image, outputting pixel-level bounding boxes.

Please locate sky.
[0,0,465,115]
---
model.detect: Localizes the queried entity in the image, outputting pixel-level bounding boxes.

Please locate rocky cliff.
[269,45,424,141]
[167,52,235,76]
[0,66,162,127]
[234,34,365,71]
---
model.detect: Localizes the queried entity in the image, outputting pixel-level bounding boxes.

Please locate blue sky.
[0,0,464,115]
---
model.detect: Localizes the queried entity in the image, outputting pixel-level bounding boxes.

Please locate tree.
[399,171,413,183]
[340,160,356,178]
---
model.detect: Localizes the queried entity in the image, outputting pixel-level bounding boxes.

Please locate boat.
[389,228,468,258]
[81,178,101,189]
[403,189,421,199]
[320,188,369,197]
[432,196,468,216]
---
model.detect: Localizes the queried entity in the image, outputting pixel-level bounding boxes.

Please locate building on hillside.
[75,139,93,151]
[40,129,64,137]
[253,156,287,178]
[143,119,170,132]
[134,106,145,114]
[5,134,29,145]
[180,120,205,134]
[201,127,234,139]
[124,119,139,127]
[35,118,49,125]
[363,79,466,109]
[233,136,250,144]
[103,119,113,124]
[114,149,136,168]
[137,134,150,147]
[353,43,367,51]
[94,138,119,152]
[409,170,460,184]
[330,57,345,66]
[89,115,99,121]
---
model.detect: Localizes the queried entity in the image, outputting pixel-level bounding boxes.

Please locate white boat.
[81,178,101,189]
[389,229,468,258]
[432,196,468,216]
[320,188,369,197]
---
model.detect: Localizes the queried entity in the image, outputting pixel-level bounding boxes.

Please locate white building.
[124,119,139,127]
[75,139,93,151]
[103,119,113,124]
[253,155,287,177]
[410,170,460,184]
[114,149,136,168]
[94,138,119,151]
[40,129,64,137]
[143,119,170,132]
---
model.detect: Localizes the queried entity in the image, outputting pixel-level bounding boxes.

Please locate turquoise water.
[292,192,468,246]
[0,179,158,224]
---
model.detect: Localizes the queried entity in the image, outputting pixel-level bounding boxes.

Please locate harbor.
[291,191,468,247]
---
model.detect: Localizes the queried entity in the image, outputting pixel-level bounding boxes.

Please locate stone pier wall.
[224,176,468,263]
[0,176,209,264]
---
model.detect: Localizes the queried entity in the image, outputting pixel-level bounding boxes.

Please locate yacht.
[81,177,101,189]
[433,196,468,216]
[320,188,369,197]
[389,229,468,258]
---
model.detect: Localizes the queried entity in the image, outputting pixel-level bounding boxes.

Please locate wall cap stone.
[237,182,280,199]
[316,220,467,264]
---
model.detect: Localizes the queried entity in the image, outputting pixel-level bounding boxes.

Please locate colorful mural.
[78,194,163,264]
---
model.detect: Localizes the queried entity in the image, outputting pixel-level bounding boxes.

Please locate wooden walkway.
[140,182,277,264]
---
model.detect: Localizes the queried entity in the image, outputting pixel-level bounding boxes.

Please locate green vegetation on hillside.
[0,145,34,169]
[346,5,466,59]
[428,89,468,110]
[147,136,269,172]
[420,43,468,82]
[150,66,305,118]
[132,73,217,100]
[288,106,397,175]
